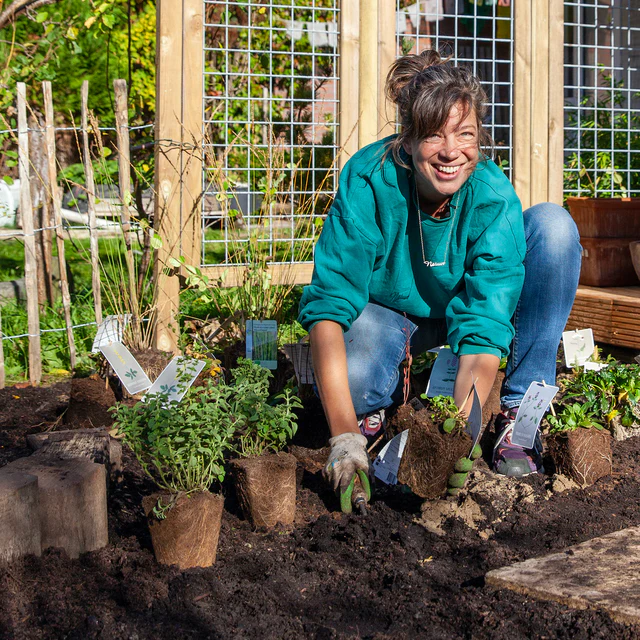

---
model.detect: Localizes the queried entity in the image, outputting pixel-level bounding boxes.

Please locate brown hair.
[385,50,493,168]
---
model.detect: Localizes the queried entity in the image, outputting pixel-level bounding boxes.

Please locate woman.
[298,50,581,500]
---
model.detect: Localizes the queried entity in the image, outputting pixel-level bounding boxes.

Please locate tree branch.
[0,0,57,32]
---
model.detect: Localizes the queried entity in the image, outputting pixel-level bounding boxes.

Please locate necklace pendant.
[423,260,446,268]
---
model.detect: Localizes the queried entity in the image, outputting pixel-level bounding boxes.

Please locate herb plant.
[423,394,466,434]
[547,403,604,434]
[111,379,236,496]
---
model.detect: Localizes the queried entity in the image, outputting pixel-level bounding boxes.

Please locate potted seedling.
[396,395,477,499]
[546,403,612,486]
[111,379,235,569]
[228,358,302,528]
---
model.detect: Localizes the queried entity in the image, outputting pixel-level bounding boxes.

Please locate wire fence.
[564,0,640,198]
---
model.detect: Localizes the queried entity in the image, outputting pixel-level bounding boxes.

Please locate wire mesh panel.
[395,0,514,177]
[202,0,340,270]
[564,1,640,198]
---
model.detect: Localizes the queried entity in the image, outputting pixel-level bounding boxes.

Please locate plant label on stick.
[92,314,131,353]
[510,381,559,449]
[562,328,595,367]
[425,346,458,398]
[144,357,206,404]
[100,341,152,395]
[583,361,608,372]
[246,320,278,369]
[466,381,483,453]
[373,430,409,485]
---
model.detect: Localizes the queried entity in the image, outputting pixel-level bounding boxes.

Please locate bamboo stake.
[358,0,379,148]
[113,79,141,346]
[17,82,42,384]
[42,81,76,370]
[0,308,5,389]
[81,80,103,327]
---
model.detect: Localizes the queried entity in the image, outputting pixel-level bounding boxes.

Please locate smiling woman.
[298,49,583,509]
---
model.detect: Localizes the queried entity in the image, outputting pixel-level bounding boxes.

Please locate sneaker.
[357,409,386,438]
[492,409,544,477]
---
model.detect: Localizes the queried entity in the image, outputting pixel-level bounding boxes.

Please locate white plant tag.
[246,320,278,369]
[562,328,595,367]
[373,430,409,485]
[510,381,559,449]
[425,346,458,398]
[100,341,152,395]
[583,361,608,372]
[283,342,315,385]
[144,357,206,404]
[92,314,131,353]
[466,381,483,452]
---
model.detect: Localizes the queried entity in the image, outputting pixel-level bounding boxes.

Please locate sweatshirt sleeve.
[445,200,526,359]
[298,168,380,332]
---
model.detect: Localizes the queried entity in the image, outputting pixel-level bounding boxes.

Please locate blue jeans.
[343,203,582,416]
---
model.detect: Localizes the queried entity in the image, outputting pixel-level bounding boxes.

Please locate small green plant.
[229,358,302,458]
[111,378,236,497]
[422,394,466,434]
[547,403,604,434]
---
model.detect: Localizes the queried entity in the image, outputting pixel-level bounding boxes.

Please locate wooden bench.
[566,286,640,349]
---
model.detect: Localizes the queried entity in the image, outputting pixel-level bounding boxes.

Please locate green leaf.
[2,176,14,186]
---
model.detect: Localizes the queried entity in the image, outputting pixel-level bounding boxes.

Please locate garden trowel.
[340,470,371,515]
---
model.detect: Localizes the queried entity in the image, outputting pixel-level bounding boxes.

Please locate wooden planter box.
[567,197,640,287]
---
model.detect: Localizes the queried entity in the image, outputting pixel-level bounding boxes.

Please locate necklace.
[413,180,462,268]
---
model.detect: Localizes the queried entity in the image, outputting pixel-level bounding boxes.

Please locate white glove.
[323,432,370,494]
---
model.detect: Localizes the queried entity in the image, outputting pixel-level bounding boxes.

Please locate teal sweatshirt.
[298,137,526,359]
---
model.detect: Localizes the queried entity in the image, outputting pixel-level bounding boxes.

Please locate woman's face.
[402,102,479,205]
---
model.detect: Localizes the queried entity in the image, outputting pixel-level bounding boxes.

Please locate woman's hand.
[453,353,500,415]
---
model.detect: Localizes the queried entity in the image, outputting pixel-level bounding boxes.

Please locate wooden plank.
[81,81,103,327]
[43,81,76,371]
[513,1,532,209]
[201,263,314,288]
[358,0,379,148]
[530,0,550,206]
[17,83,42,385]
[547,0,565,205]
[377,0,396,139]
[153,0,183,354]
[114,80,142,348]
[339,0,360,167]
[181,0,204,268]
[0,308,4,389]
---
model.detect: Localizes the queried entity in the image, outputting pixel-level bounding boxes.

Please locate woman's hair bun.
[385,50,445,106]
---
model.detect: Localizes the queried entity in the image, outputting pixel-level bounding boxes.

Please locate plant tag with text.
[425,346,459,398]
[562,328,595,367]
[583,361,608,372]
[246,320,278,369]
[100,341,151,395]
[144,357,206,404]
[510,381,559,449]
[283,342,315,385]
[373,430,409,485]
[92,314,131,353]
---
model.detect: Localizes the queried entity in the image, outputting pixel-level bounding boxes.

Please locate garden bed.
[1,380,640,639]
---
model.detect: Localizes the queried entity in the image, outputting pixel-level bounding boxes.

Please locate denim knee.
[523,203,582,262]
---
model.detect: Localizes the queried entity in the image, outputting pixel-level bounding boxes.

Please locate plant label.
[425,346,458,398]
[373,430,409,485]
[283,342,315,385]
[562,328,595,367]
[92,314,131,353]
[583,361,609,372]
[246,320,278,369]
[100,341,152,395]
[510,381,559,449]
[144,356,206,404]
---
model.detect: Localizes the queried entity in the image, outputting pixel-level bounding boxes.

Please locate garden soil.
[1,382,640,639]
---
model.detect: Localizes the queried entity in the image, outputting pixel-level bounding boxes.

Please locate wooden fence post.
[0,308,5,389]
[43,81,76,370]
[17,82,42,384]
[547,0,565,206]
[339,0,360,168]
[358,0,379,148]
[81,81,103,327]
[378,0,396,139]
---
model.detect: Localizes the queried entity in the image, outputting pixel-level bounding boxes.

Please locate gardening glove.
[324,432,372,512]
[447,444,482,496]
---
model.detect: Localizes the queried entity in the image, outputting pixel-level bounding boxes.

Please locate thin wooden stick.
[17,82,42,385]
[0,307,5,389]
[43,81,76,370]
[81,80,103,327]
[113,79,141,347]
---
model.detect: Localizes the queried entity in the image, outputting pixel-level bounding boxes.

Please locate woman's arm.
[453,352,500,415]
[310,320,360,436]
